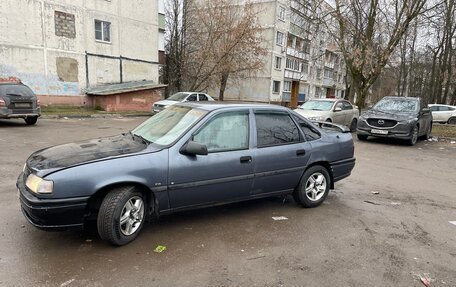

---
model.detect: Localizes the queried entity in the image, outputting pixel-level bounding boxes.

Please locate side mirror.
[180,140,208,156]
[334,107,342,112]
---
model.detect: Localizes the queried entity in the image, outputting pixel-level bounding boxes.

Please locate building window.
[324,68,334,79]
[283,81,292,92]
[278,6,286,21]
[276,31,284,46]
[274,56,282,70]
[95,20,111,42]
[286,57,300,72]
[302,62,309,74]
[272,81,281,93]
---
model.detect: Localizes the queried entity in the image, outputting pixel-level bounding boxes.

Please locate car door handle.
[296,149,306,156]
[240,156,252,163]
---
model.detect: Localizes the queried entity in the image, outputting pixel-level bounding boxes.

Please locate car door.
[167,109,254,208]
[332,101,346,125]
[418,100,432,135]
[251,110,311,196]
[429,105,440,121]
[341,101,355,125]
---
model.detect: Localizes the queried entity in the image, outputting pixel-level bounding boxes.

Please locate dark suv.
[356,97,432,145]
[0,83,41,125]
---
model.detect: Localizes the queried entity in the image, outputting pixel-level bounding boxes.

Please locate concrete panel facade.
[0,0,159,105]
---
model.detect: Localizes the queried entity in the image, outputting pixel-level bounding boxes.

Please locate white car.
[294,98,359,132]
[153,92,215,113]
[429,104,456,124]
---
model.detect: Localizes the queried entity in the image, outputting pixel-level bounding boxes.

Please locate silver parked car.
[429,104,456,124]
[294,98,359,132]
[152,92,214,113]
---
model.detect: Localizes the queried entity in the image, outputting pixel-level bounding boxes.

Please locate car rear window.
[0,84,35,98]
[255,112,300,147]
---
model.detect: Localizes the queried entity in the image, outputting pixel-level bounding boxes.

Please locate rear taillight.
[0,98,5,107]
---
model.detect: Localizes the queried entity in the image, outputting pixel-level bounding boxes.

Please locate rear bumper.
[0,107,41,119]
[330,157,356,182]
[17,173,88,231]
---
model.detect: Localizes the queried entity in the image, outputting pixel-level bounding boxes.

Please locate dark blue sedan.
[17,103,355,245]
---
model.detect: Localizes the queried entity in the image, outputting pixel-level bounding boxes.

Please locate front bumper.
[17,173,88,231]
[357,119,413,139]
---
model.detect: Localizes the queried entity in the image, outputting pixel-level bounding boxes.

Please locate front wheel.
[407,125,419,146]
[350,118,358,132]
[448,117,456,125]
[293,165,331,208]
[97,186,147,246]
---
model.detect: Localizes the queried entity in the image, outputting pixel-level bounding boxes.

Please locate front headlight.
[25,174,53,194]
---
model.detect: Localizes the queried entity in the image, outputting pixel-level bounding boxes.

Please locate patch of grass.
[432,124,456,138]
[41,106,96,116]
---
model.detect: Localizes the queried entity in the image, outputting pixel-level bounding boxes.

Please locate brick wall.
[55,11,76,39]
[91,89,163,112]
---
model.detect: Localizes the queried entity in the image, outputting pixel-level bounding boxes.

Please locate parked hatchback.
[357,97,432,145]
[294,98,359,132]
[0,83,41,125]
[152,92,214,113]
[429,104,456,124]
[18,103,355,246]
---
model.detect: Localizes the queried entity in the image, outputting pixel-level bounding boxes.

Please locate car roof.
[383,96,420,101]
[175,101,290,112]
[307,98,341,102]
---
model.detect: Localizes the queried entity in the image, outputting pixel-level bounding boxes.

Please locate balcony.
[323,77,335,87]
[324,61,335,69]
[286,47,310,61]
[284,70,308,81]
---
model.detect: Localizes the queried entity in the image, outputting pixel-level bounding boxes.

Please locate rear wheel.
[293,165,331,208]
[448,117,456,125]
[407,125,419,146]
[97,186,146,246]
[24,116,38,125]
[350,118,358,132]
[357,134,368,141]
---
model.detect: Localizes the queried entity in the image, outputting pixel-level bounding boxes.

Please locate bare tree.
[184,0,268,100]
[327,0,427,108]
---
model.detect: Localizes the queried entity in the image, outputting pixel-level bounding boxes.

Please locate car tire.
[357,134,368,141]
[448,117,456,125]
[424,124,432,140]
[350,118,357,133]
[24,116,38,125]
[97,186,147,246]
[293,165,331,208]
[407,125,419,146]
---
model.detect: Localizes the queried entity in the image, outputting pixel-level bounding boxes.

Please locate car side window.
[342,101,353,110]
[430,106,439,112]
[292,114,321,141]
[193,112,249,153]
[187,94,197,101]
[199,94,208,101]
[255,112,300,147]
[449,107,455,111]
[439,106,450,111]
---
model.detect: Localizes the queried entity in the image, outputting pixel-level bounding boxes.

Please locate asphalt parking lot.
[0,117,455,287]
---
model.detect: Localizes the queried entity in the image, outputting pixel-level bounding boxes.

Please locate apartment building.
[0,0,163,106]
[210,0,346,107]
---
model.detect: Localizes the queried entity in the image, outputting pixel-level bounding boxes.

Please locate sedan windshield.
[374,99,418,112]
[168,92,189,102]
[300,100,334,111]
[132,106,207,145]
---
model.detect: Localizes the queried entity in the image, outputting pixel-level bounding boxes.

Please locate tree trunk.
[219,73,229,101]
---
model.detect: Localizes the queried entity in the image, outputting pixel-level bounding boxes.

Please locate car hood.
[362,109,417,121]
[26,134,149,177]
[294,109,329,118]
[154,99,180,106]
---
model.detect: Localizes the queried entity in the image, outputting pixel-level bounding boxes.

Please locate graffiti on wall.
[0,64,80,95]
